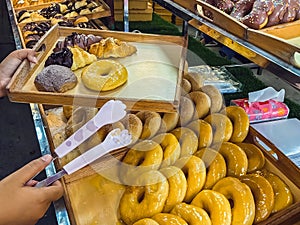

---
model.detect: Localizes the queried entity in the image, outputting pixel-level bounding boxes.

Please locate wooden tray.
[39,103,300,225]
[13,0,111,24]
[7,25,187,112]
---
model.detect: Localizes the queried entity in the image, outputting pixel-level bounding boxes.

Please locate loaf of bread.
[34,65,78,92]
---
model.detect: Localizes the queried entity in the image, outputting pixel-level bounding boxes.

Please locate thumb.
[12,154,53,185]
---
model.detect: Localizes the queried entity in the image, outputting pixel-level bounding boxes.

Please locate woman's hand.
[0,154,64,225]
[0,49,37,97]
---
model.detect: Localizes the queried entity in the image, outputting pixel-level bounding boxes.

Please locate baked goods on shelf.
[200,0,300,29]
[34,64,78,92]
[42,70,296,224]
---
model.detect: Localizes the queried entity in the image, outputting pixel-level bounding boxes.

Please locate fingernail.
[32,57,38,64]
[41,154,52,162]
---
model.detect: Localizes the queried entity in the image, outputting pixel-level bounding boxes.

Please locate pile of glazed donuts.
[203,0,300,29]
[52,70,295,225]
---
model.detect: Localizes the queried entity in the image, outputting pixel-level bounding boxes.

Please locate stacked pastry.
[201,0,300,29]
[45,70,295,224]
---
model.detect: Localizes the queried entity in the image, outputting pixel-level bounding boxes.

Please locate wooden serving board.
[39,102,300,225]
[7,25,187,112]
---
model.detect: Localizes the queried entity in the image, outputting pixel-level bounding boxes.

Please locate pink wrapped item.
[231,98,289,123]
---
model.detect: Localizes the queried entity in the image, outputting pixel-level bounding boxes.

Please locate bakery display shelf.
[38,103,300,224]
[7,25,187,112]
[12,0,63,10]
[13,0,111,24]
[153,0,300,78]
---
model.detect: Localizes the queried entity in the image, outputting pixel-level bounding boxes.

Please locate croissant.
[69,46,97,71]
[89,37,137,58]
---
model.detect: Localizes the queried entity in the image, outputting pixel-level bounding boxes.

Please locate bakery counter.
[152,0,300,84]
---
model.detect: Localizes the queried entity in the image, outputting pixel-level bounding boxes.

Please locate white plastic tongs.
[35,100,132,187]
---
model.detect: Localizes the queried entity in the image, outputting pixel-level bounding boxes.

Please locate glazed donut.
[257,169,293,213]
[133,218,159,225]
[119,140,163,185]
[194,148,227,189]
[174,156,206,203]
[177,96,195,127]
[191,190,231,225]
[240,173,275,223]
[81,60,128,91]
[120,113,143,144]
[186,119,213,149]
[241,0,274,29]
[281,0,299,23]
[216,0,235,13]
[170,127,198,157]
[136,111,161,139]
[204,113,233,144]
[181,78,192,95]
[152,213,188,225]
[235,142,265,173]
[200,85,224,113]
[119,170,169,225]
[188,91,211,120]
[212,177,255,225]
[216,142,248,177]
[184,72,204,92]
[159,112,180,133]
[160,166,187,212]
[152,133,181,168]
[225,106,249,143]
[171,203,211,225]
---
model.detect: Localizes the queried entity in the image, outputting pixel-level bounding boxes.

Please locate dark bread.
[34,65,77,93]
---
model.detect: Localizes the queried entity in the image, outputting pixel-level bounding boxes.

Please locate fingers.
[43,181,64,201]
[12,154,53,185]
[12,49,37,64]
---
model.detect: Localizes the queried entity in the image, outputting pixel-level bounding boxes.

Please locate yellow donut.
[212,177,255,225]
[152,213,188,225]
[225,106,250,143]
[120,113,143,144]
[186,119,213,149]
[200,85,223,113]
[160,166,187,212]
[170,127,198,157]
[189,91,211,120]
[136,111,162,139]
[174,156,206,203]
[191,190,231,225]
[216,142,248,177]
[159,112,180,133]
[152,133,181,168]
[171,203,212,225]
[240,173,275,223]
[81,60,128,91]
[133,218,159,225]
[119,170,169,225]
[120,140,163,185]
[177,95,195,126]
[235,142,265,173]
[257,170,293,214]
[194,148,227,189]
[204,113,233,144]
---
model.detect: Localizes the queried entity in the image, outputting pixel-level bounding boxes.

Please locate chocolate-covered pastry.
[34,65,77,93]
[45,47,73,68]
